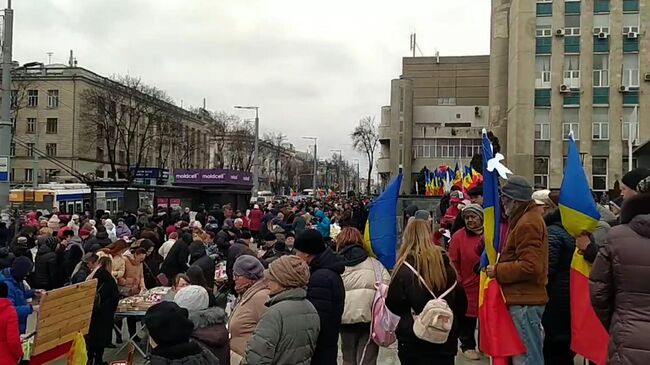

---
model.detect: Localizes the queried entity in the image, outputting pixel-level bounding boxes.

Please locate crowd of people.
[0,167,648,365]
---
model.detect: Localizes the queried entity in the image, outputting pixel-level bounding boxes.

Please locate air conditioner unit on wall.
[598,32,609,39]
[559,84,571,93]
[556,28,566,36]
[619,85,630,93]
[644,73,650,82]
[628,32,639,39]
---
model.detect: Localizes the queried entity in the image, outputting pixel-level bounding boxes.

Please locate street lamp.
[302,137,317,192]
[234,106,259,196]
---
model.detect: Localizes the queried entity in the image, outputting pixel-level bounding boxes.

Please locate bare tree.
[228,119,255,171]
[80,74,177,181]
[264,132,288,193]
[351,116,379,194]
[207,111,239,169]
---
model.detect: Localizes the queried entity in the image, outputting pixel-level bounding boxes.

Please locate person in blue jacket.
[314,210,331,239]
[0,256,42,334]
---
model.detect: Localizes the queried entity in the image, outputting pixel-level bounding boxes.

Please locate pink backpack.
[368,260,400,347]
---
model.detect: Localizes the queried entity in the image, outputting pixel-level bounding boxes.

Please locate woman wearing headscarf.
[229,255,270,364]
[242,255,320,365]
[448,204,483,361]
[337,227,390,365]
[174,285,230,365]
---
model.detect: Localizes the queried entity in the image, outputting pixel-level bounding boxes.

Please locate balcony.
[378,124,391,141]
[377,157,391,174]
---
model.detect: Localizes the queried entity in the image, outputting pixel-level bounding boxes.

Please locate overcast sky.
[12,0,490,178]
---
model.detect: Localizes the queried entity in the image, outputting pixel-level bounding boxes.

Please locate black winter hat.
[144,301,194,346]
[468,185,484,197]
[622,168,650,191]
[11,256,33,281]
[294,229,326,255]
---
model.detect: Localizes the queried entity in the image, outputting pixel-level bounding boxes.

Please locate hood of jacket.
[36,243,53,256]
[621,193,650,224]
[0,246,11,257]
[310,247,345,274]
[339,245,368,267]
[188,306,227,329]
[315,210,325,219]
[629,214,650,238]
[543,208,562,227]
[95,231,109,240]
[267,287,308,306]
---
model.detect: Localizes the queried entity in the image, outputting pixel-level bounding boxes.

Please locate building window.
[593,14,610,34]
[622,107,639,142]
[565,15,581,35]
[26,143,34,157]
[96,147,104,161]
[411,138,482,159]
[563,55,580,88]
[10,90,17,108]
[622,54,639,87]
[24,169,33,182]
[27,90,38,107]
[438,97,456,105]
[95,170,105,178]
[623,0,639,12]
[592,108,609,140]
[622,158,638,175]
[534,157,549,189]
[592,158,608,191]
[46,143,57,156]
[399,88,404,113]
[594,0,610,12]
[535,109,551,140]
[622,13,639,34]
[399,120,403,132]
[119,150,126,164]
[593,54,609,87]
[10,142,15,156]
[46,118,57,134]
[26,118,36,134]
[563,108,580,139]
[536,16,552,37]
[535,56,551,88]
[47,90,59,108]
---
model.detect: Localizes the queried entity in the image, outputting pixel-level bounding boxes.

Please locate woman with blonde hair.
[337,227,390,365]
[385,220,467,365]
[96,239,129,281]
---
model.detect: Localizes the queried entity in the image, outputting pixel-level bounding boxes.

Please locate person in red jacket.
[449,203,483,361]
[0,282,23,364]
[248,205,263,239]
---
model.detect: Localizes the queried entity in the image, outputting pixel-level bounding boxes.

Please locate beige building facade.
[8,64,210,184]
[378,55,490,193]
[491,0,648,193]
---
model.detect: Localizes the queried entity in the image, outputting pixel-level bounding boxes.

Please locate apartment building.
[8,63,210,183]
[490,0,648,192]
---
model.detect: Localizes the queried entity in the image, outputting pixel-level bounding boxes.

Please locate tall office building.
[490,0,647,193]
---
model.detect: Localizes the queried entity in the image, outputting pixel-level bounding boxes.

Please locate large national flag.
[478,130,525,365]
[363,173,403,269]
[561,134,608,365]
[463,165,473,189]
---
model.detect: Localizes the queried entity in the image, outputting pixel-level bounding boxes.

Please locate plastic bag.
[66,332,88,365]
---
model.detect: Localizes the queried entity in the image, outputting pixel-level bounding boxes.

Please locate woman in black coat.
[33,236,63,291]
[159,233,191,285]
[86,256,120,365]
[542,209,576,365]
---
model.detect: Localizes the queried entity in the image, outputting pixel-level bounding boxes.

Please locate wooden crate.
[32,279,98,356]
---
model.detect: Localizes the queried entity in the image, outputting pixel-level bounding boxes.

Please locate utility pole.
[0,0,13,208]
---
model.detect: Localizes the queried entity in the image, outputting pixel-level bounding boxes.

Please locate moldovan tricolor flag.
[560,134,608,365]
[478,130,525,365]
[363,173,402,269]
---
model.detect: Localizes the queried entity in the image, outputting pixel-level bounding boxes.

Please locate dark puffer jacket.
[149,341,219,365]
[386,254,467,358]
[33,240,63,290]
[188,307,229,365]
[0,247,15,270]
[590,193,650,365]
[542,209,575,344]
[84,231,112,253]
[306,247,345,365]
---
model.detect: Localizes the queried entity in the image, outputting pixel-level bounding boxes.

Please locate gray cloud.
[11,0,490,177]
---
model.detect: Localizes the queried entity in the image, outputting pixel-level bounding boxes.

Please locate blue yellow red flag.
[478,130,525,364]
[363,173,403,269]
[561,134,608,365]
